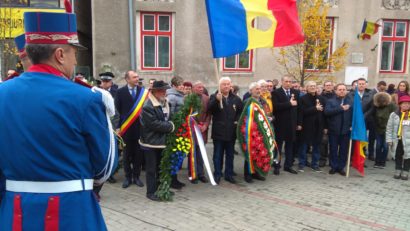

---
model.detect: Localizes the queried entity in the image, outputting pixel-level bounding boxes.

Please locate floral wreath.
[237,98,278,176]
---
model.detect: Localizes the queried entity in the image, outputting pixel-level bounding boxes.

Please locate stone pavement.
[100,145,410,231]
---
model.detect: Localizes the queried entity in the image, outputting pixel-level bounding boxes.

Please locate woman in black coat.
[297,81,326,172]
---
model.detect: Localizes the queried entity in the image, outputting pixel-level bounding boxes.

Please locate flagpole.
[346,138,353,178]
[213,58,223,109]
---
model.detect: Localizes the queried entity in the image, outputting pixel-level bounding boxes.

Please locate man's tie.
[286,90,290,99]
[131,87,136,100]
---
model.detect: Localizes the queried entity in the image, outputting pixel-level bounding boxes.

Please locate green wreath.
[156,93,201,201]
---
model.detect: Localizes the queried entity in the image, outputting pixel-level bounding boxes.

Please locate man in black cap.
[100,72,118,98]
[140,80,175,201]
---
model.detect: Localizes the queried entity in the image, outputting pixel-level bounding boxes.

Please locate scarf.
[398,111,409,139]
[397,91,409,99]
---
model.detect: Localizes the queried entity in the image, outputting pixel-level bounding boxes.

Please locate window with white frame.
[222,50,254,72]
[380,20,408,73]
[140,12,172,71]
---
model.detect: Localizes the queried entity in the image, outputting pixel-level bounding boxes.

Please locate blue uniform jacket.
[324,96,353,135]
[0,71,117,231]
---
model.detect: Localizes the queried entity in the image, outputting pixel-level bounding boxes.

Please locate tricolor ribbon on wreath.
[172,109,216,185]
[157,94,215,201]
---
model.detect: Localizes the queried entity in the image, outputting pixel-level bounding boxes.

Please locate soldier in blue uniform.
[0,11,117,231]
[0,33,32,204]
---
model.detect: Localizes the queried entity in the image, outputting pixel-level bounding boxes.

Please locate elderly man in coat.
[209,77,243,184]
[140,80,175,201]
[297,81,326,172]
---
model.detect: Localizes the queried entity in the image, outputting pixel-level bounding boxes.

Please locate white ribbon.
[193,123,217,186]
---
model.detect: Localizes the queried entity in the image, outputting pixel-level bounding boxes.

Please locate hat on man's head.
[399,95,410,104]
[151,80,170,90]
[99,72,115,81]
[14,34,27,59]
[23,12,86,49]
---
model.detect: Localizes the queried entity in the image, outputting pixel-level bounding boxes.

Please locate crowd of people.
[1,8,410,231]
[89,70,410,202]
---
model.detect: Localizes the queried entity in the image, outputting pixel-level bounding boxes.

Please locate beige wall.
[92,0,410,89]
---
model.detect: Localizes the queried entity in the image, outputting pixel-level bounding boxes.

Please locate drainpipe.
[128,0,136,70]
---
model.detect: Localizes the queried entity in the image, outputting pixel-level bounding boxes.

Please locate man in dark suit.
[115,70,144,188]
[271,75,299,175]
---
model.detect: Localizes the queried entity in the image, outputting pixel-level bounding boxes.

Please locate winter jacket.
[347,89,373,122]
[166,88,184,117]
[371,92,397,135]
[321,91,336,105]
[324,96,352,135]
[139,94,175,149]
[386,111,410,159]
[298,93,326,144]
[209,91,243,141]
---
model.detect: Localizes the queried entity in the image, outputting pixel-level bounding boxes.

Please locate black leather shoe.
[244,175,253,183]
[319,161,326,167]
[190,179,199,184]
[224,176,236,184]
[273,167,280,175]
[232,171,238,176]
[284,168,298,174]
[252,174,266,181]
[146,194,161,202]
[198,176,209,183]
[176,180,186,187]
[107,176,116,184]
[122,178,131,188]
[329,169,337,175]
[339,170,346,176]
[133,178,144,187]
[170,181,182,189]
[214,176,221,184]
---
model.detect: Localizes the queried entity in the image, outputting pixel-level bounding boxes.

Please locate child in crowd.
[386,95,410,180]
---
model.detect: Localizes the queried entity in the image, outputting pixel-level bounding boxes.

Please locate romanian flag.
[351,89,368,176]
[358,20,380,40]
[205,0,304,58]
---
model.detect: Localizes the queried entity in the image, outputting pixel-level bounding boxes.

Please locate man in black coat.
[297,81,326,172]
[271,75,299,174]
[115,70,145,188]
[208,77,243,184]
[319,81,336,167]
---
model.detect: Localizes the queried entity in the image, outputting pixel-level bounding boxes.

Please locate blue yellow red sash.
[119,88,149,136]
[188,109,198,180]
[246,103,256,174]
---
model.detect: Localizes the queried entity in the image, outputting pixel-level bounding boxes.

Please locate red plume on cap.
[64,0,73,13]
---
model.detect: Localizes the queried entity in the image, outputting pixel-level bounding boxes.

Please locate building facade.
[91,0,410,89]
[3,0,405,88]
